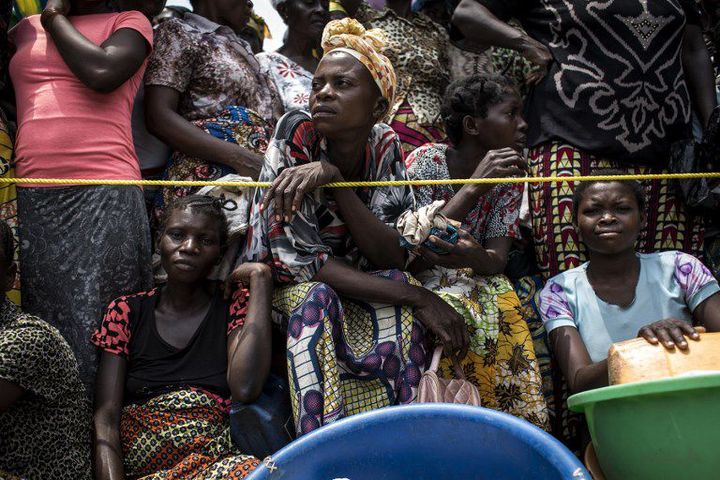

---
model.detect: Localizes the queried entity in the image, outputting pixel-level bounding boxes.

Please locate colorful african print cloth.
[355,3,450,152]
[0,111,19,305]
[390,101,449,155]
[0,297,91,480]
[406,144,547,428]
[514,274,584,452]
[418,270,549,429]
[272,271,428,436]
[406,143,522,244]
[529,142,705,278]
[153,105,272,226]
[11,0,45,24]
[120,389,259,479]
[257,52,313,113]
[243,110,414,282]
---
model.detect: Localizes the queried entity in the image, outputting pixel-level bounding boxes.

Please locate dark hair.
[0,220,13,268]
[572,168,647,220]
[160,195,231,249]
[441,73,517,145]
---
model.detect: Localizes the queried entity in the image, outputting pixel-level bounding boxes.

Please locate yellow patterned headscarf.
[321,18,396,114]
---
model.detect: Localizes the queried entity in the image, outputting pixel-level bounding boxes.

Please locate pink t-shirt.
[9,12,153,186]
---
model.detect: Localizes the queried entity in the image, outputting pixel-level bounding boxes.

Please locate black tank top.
[124,286,234,404]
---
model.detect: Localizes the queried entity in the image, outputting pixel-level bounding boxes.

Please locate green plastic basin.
[568,373,720,480]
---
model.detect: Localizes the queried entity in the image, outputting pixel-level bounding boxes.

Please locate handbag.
[417,346,482,406]
[668,106,720,211]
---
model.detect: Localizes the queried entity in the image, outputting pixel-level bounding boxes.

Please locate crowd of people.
[1,0,719,478]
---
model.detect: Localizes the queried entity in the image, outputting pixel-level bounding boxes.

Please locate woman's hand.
[42,0,71,30]
[224,262,272,299]
[44,0,71,15]
[417,229,483,270]
[473,147,527,179]
[638,319,702,350]
[261,161,342,222]
[519,34,552,85]
[413,289,469,358]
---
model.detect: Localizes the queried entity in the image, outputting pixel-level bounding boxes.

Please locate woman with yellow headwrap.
[243,18,467,435]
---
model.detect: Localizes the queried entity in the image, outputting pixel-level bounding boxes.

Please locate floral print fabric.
[406,143,522,244]
[257,52,313,113]
[144,13,281,123]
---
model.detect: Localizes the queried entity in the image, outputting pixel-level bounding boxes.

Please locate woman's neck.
[587,248,639,282]
[385,0,411,18]
[447,140,487,180]
[193,5,222,25]
[72,2,113,14]
[279,31,319,71]
[159,279,211,312]
[326,128,372,180]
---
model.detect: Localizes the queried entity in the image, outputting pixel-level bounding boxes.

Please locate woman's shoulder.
[274,109,314,142]
[105,288,158,317]
[406,143,449,173]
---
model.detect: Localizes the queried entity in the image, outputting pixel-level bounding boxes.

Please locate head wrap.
[320,18,397,113]
[247,12,271,43]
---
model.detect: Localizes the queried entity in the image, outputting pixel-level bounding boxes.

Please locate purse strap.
[429,346,467,380]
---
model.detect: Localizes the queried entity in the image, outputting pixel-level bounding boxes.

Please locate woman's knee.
[287,282,342,339]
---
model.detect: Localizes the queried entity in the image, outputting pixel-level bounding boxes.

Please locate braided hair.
[159,195,231,249]
[441,73,517,145]
[0,220,13,268]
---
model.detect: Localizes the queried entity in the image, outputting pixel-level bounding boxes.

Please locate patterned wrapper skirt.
[121,389,259,479]
[529,142,705,278]
[514,274,584,453]
[17,185,152,390]
[153,106,271,225]
[272,270,428,436]
[417,268,549,430]
[389,100,448,155]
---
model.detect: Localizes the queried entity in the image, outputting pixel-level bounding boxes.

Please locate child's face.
[159,208,222,284]
[576,182,643,256]
[475,89,527,152]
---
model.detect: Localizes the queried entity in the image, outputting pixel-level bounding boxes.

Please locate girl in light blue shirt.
[539,171,720,393]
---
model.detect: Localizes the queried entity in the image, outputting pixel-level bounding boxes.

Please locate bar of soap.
[608,332,720,385]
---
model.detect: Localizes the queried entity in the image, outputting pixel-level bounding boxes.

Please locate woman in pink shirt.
[9,0,165,393]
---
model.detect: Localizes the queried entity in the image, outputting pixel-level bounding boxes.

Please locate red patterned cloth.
[528,142,704,278]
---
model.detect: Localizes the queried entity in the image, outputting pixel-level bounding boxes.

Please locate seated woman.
[258,0,329,113]
[0,219,91,480]
[144,0,282,219]
[539,173,720,393]
[244,18,467,436]
[93,196,272,479]
[406,73,548,428]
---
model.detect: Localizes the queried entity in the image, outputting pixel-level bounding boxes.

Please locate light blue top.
[538,251,720,362]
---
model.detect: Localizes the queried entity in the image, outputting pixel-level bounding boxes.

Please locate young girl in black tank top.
[92,195,273,480]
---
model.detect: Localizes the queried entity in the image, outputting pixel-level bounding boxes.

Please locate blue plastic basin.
[247,404,589,480]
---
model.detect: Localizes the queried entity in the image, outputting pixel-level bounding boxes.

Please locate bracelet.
[41,8,64,31]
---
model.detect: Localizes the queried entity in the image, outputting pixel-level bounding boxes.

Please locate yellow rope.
[0,172,718,188]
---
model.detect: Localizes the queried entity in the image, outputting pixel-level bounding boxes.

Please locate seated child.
[539,172,720,393]
[92,195,273,479]
[0,219,91,480]
[405,73,548,428]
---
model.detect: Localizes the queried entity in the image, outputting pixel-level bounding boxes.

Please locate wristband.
[41,8,64,31]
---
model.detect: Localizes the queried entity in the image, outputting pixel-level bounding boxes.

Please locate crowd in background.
[1,0,720,479]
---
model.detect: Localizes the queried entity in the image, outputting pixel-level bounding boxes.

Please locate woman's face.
[473,90,527,152]
[215,0,254,32]
[310,52,385,136]
[279,0,330,43]
[159,208,222,284]
[575,182,644,256]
